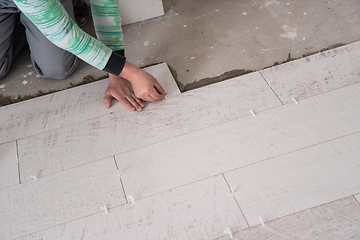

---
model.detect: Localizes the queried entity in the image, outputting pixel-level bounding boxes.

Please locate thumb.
[104,93,112,109]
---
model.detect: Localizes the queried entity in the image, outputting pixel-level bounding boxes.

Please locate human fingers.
[148,87,166,101]
[153,81,167,96]
[134,95,145,107]
[125,95,144,111]
[104,93,113,109]
[110,90,140,111]
[118,97,137,111]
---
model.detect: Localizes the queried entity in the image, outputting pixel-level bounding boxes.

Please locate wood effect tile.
[0,141,19,189]
[17,72,280,182]
[215,197,360,240]
[0,63,179,145]
[260,41,360,104]
[18,175,248,240]
[116,82,360,200]
[223,132,360,227]
[0,157,125,239]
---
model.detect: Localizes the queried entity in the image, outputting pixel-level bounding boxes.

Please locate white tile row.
[216,197,360,239]
[0,63,180,145]
[260,41,360,104]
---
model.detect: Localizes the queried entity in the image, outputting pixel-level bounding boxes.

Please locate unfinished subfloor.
[0,0,360,103]
[1,39,360,239]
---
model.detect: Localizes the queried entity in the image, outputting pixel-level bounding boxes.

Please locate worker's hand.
[119,61,167,102]
[104,73,145,111]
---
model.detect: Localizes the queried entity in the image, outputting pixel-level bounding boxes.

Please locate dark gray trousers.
[0,0,78,80]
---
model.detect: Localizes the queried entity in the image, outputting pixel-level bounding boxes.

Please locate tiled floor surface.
[1,43,360,239]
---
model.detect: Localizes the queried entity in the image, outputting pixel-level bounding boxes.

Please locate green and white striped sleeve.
[90,0,124,52]
[13,0,126,75]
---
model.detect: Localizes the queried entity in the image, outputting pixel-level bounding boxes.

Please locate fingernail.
[105,103,110,108]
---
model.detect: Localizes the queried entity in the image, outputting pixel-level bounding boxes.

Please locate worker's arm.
[13,0,166,111]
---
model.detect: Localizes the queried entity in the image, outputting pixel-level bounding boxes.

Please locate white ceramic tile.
[223,132,360,227]
[0,141,19,189]
[216,197,360,240]
[115,82,360,200]
[18,175,248,240]
[0,157,125,239]
[0,63,178,145]
[260,41,360,104]
[119,0,164,25]
[144,63,180,96]
[18,72,280,182]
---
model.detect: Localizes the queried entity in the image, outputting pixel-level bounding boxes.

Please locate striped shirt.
[12,0,126,75]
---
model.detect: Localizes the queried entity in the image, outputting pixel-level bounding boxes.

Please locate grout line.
[221,173,250,228]
[120,178,128,204]
[113,155,128,204]
[15,140,21,184]
[354,195,360,205]
[258,71,284,105]
[113,155,119,169]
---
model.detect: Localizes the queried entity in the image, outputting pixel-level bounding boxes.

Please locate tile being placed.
[260,41,360,104]
[0,157,125,239]
[18,72,281,182]
[216,197,360,240]
[116,82,360,200]
[0,141,19,189]
[18,175,248,240]
[0,63,178,145]
[223,132,360,227]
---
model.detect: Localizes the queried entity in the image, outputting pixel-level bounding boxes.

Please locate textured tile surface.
[116,82,360,200]
[19,175,248,240]
[216,197,360,240]
[17,72,280,182]
[0,141,19,189]
[0,157,125,239]
[260,41,360,104]
[224,132,360,227]
[0,63,178,145]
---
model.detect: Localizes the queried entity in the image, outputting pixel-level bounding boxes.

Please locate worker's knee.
[32,54,78,80]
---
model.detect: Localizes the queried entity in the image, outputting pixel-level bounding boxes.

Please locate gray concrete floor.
[1,0,360,105]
